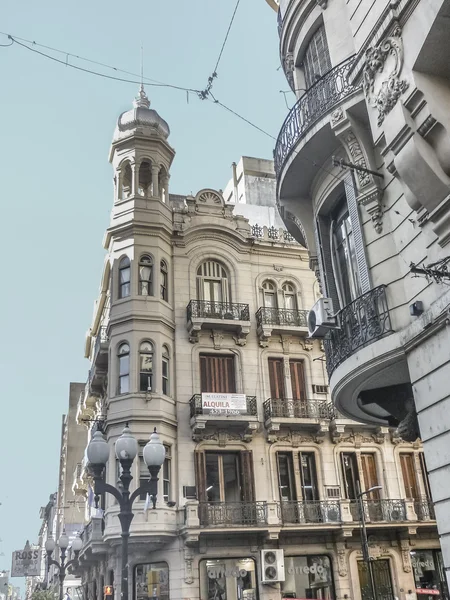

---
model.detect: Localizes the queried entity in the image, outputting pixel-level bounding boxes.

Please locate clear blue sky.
[0,0,288,582]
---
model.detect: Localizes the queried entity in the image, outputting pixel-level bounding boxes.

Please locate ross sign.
[11,543,41,577]
[416,590,440,596]
[201,393,247,416]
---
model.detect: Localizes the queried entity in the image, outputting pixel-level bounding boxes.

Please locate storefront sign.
[416,590,440,596]
[208,567,248,579]
[201,393,247,416]
[11,547,41,577]
[286,565,325,575]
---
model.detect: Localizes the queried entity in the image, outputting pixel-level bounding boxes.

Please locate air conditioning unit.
[308,298,338,337]
[261,549,285,584]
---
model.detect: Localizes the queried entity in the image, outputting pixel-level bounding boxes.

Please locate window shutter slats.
[290,360,306,401]
[240,451,255,502]
[200,355,236,393]
[194,450,207,503]
[269,358,285,398]
[344,173,371,294]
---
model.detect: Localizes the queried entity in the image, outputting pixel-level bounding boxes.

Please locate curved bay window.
[118,343,130,394]
[262,280,277,308]
[197,260,230,304]
[135,563,169,600]
[200,558,257,600]
[160,260,168,301]
[282,556,335,600]
[139,341,153,392]
[139,255,153,296]
[119,256,131,299]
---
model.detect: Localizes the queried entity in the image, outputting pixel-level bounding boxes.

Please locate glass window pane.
[135,563,169,600]
[200,558,257,600]
[120,375,129,394]
[205,454,220,502]
[119,355,129,376]
[222,454,240,503]
[282,556,334,600]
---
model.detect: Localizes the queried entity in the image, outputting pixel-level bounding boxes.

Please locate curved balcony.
[274,55,360,177]
[323,286,394,377]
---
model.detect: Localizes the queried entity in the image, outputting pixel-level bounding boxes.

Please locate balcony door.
[197,260,230,305]
[341,453,380,500]
[290,359,307,415]
[400,454,420,500]
[269,358,285,399]
[200,354,236,393]
[300,452,319,502]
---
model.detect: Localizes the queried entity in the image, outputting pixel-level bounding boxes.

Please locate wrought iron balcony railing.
[198,501,268,526]
[274,55,360,176]
[93,325,108,358]
[280,500,341,524]
[256,307,309,328]
[263,398,335,420]
[414,497,436,520]
[190,394,257,419]
[350,499,407,522]
[323,285,394,377]
[187,300,250,322]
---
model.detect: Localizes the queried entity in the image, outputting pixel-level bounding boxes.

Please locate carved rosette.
[363,26,409,126]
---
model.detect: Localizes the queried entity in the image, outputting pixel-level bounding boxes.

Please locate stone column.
[152,165,160,198]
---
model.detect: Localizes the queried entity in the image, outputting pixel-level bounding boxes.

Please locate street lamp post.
[87,425,165,600]
[356,483,382,600]
[45,531,83,600]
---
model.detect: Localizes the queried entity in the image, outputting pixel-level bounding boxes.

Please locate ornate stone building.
[72,88,443,600]
[266,0,450,590]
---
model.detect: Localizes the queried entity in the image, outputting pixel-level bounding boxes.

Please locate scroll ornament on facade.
[283,52,295,92]
[363,26,409,126]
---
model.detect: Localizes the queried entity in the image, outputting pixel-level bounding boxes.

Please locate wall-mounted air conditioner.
[308,298,338,337]
[261,549,285,584]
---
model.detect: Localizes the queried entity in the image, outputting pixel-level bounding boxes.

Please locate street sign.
[11,542,41,577]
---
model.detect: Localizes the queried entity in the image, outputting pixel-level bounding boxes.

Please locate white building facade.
[266,0,450,590]
[73,89,444,600]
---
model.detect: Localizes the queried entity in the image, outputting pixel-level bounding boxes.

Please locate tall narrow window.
[118,343,130,394]
[341,453,359,499]
[282,283,297,310]
[360,453,380,499]
[290,360,307,402]
[341,453,379,499]
[200,354,235,393]
[119,257,131,298]
[162,345,170,395]
[299,452,318,501]
[303,25,331,88]
[160,260,168,301]
[400,454,420,500]
[331,199,362,306]
[139,255,153,296]
[268,358,285,399]
[197,261,230,304]
[262,280,277,308]
[139,341,153,392]
[121,162,132,199]
[163,444,171,502]
[139,452,149,500]
[419,453,432,499]
[277,453,296,501]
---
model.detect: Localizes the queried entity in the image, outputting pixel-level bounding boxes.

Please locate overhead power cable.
[198,0,241,99]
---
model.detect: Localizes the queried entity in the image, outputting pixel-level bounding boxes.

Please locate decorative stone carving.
[399,540,412,573]
[344,133,371,187]
[281,336,292,355]
[184,549,194,584]
[363,26,409,126]
[336,546,348,577]
[197,190,222,204]
[233,334,247,347]
[331,107,344,124]
[211,331,224,350]
[283,52,295,92]
[193,429,250,445]
[273,264,283,272]
[302,338,314,352]
[268,430,325,445]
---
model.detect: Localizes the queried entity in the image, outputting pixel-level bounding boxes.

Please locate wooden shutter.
[194,450,207,503]
[419,453,432,499]
[304,26,331,87]
[400,454,420,500]
[200,355,236,393]
[290,360,307,401]
[240,451,255,502]
[361,454,380,499]
[316,216,340,310]
[344,172,370,293]
[268,358,285,399]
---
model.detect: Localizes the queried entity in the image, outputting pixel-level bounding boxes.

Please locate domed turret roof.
[113,86,170,142]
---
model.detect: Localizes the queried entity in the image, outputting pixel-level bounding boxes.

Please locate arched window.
[139,341,153,392]
[119,256,131,298]
[121,163,132,199]
[159,167,168,204]
[282,282,297,310]
[303,25,331,88]
[197,260,230,304]
[118,343,130,394]
[160,260,168,301]
[139,255,153,296]
[162,345,170,395]
[138,161,152,197]
[262,280,277,309]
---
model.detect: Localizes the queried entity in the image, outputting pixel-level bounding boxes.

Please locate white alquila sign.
[11,546,41,577]
[201,393,247,416]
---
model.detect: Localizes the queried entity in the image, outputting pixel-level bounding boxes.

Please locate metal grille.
[198,501,268,526]
[263,398,334,420]
[274,55,359,176]
[187,300,250,321]
[280,500,341,524]
[256,307,308,327]
[414,497,436,520]
[323,286,394,377]
[351,499,407,522]
[190,394,257,418]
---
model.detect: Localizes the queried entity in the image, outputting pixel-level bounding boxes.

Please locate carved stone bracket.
[283,52,295,92]
[336,544,348,577]
[399,539,412,573]
[211,331,224,350]
[363,25,409,126]
[184,548,194,584]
